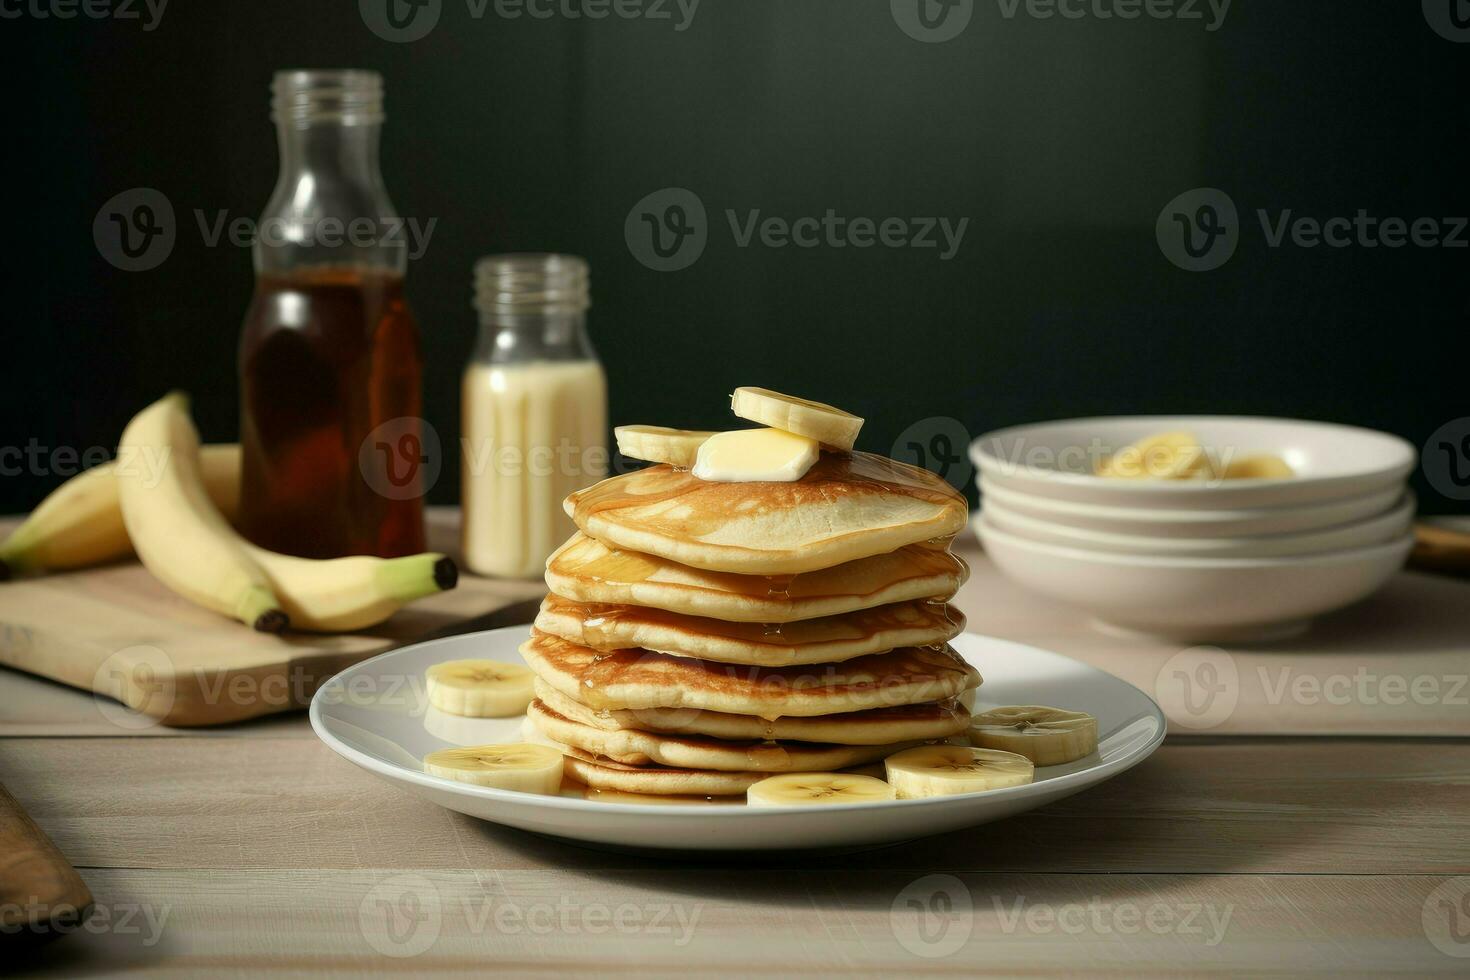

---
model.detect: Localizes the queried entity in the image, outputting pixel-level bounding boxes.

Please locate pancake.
[535,594,965,666]
[560,752,759,797]
[565,451,967,575]
[545,533,968,624]
[520,629,980,718]
[527,699,920,772]
[534,678,971,745]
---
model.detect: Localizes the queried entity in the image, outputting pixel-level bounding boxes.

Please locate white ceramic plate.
[980,493,1415,559]
[979,478,1405,538]
[972,416,1415,509]
[979,518,1413,643]
[310,627,1165,852]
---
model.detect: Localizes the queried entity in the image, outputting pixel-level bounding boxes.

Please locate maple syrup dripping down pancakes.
[516,392,975,798]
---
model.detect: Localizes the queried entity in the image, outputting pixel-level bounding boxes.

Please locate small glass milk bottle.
[461,254,608,578]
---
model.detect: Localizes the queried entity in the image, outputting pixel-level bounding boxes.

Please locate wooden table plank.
[3,736,1466,876]
[9,868,1466,977]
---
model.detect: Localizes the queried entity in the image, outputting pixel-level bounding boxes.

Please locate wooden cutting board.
[0,509,543,727]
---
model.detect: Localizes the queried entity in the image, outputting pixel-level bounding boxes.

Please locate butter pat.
[692,428,819,483]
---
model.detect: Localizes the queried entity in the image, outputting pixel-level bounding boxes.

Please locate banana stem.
[374,553,458,602]
[235,586,289,633]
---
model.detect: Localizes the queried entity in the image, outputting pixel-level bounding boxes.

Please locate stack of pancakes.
[521,451,976,798]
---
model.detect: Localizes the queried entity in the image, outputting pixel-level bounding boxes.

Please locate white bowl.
[979,478,1405,538]
[980,493,1415,559]
[978,519,1413,643]
[972,416,1415,509]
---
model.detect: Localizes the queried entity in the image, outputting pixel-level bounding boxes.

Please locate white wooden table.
[5,532,1469,976]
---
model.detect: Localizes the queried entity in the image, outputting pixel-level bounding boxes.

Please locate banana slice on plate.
[615,425,717,468]
[884,745,1034,798]
[1223,454,1294,480]
[426,660,535,717]
[747,772,896,806]
[968,705,1098,766]
[422,744,564,794]
[730,387,864,451]
[1096,431,1213,480]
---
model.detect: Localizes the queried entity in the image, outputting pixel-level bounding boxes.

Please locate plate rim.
[310,626,1167,818]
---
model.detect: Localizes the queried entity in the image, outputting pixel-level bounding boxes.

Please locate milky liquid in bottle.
[460,255,607,578]
[461,359,606,577]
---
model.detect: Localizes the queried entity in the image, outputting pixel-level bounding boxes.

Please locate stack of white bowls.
[970,417,1417,642]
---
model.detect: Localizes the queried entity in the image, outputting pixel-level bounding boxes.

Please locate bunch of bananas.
[0,393,455,633]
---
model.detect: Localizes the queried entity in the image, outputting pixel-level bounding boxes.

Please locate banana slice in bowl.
[730,387,864,451]
[1095,431,1214,480]
[968,705,1098,766]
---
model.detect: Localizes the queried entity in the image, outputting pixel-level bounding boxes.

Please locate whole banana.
[249,545,457,633]
[9,398,457,632]
[0,445,240,577]
[117,393,288,632]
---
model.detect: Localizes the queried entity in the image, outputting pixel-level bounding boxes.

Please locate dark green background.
[3,0,1466,511]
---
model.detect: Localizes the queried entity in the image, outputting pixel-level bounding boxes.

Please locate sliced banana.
[884,745,1034,798]
[746,772,895,807]
[730,387,863,451]
[968,705,1098,766]
[615,425,717,468]
[423,743,564,794]
[426,660,535,717]
[1223,454,1294,480]
[1096,431,1214,480]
